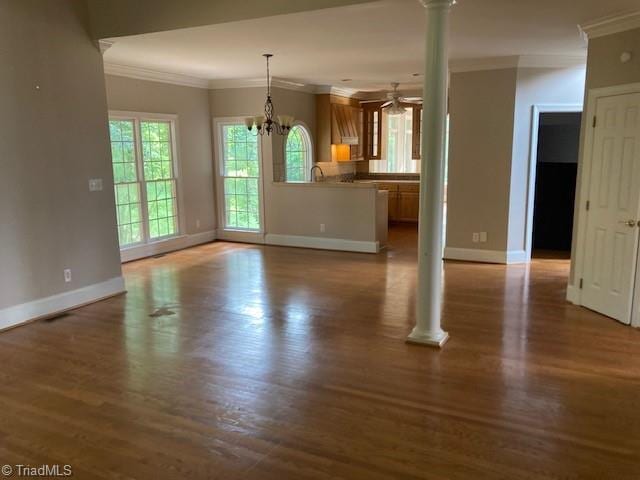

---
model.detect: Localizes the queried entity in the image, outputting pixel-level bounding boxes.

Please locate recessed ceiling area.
[103,0,639,91]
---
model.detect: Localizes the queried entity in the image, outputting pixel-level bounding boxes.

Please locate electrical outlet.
[472,232,480,243]
[320,223,326,233]
[196,219,201,229]
[64,269,72,283]
[480,232,488,243]
[88,178,103,192]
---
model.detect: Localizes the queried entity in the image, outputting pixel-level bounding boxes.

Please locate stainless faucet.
[310,165,324,182]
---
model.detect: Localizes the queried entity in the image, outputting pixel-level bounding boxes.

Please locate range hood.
[331,104,359,145]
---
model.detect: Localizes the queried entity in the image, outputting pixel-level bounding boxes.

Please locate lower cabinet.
[375,182,419,223]
[398,191,419,222]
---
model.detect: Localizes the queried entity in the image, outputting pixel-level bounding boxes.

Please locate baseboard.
[566,284,580,305]
[444,247,528,264]
[265,234,379,253]
[215,230,266,245]
[505,250,528,264]
[0,276,126,332]
[120,230,216,263]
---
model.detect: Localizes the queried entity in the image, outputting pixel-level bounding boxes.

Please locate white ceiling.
[104,0,640,91]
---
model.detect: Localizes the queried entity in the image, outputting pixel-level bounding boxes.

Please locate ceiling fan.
[380,82,422,116]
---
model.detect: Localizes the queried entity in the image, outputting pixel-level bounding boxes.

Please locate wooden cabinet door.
[412,106,422,160]
[398,188,420,222]
[363,103,383,160]
[388,192,399,222]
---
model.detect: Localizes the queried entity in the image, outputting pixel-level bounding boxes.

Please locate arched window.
[285,125,312,182]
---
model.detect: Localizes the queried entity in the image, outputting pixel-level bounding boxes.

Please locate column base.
[406,328,449,348]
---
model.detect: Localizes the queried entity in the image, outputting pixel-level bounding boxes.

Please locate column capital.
[418,0,455,8]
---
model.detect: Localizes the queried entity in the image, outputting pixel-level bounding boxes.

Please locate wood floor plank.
[1,225,639,479]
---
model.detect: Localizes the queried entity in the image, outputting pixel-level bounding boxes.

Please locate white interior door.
[581,92,640,324]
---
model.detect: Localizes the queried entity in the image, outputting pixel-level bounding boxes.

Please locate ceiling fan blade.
[381,100,392,108]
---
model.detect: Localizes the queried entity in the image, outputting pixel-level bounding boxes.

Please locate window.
[108,114,180,248]
[369,108,420,174]
[285,125,312,182]
[220,123,261,231]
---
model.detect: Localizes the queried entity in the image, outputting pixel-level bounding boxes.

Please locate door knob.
[619,220,637,227]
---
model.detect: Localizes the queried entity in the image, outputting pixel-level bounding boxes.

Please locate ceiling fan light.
[387,104,406,116]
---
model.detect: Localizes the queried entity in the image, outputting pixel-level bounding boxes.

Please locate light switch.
[480,232,488,243]
[89,178,103,192]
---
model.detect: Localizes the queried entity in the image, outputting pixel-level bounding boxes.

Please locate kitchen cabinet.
[362,102,383,161]
[316,94,363,162]
[372,182,420,223]
[377,183,399,221]
[398,184,420,222]
[411,106,422,160]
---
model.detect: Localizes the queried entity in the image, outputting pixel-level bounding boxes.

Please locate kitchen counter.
[272,181,377,189]
[354,179,420,184]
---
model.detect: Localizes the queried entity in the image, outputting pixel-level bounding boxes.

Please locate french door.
[581,92,640,324]
[215,120,263,236]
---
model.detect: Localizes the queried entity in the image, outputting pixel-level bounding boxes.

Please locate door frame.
[525,104,582,261]
[213,116,267,244]
[570,82,640,327]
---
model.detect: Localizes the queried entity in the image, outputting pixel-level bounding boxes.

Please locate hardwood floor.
[1,224,639,479]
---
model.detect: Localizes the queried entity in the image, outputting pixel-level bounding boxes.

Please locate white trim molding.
[265,234,379,253]
[444,247,527,264]
[104,63,210,89]
[566,284,581,305]
[216,230,266,245]
[580,10,640,40]
[0,277,125,332]
[449,55,586,73]
[209,76,317,93]
[120,230,217,263]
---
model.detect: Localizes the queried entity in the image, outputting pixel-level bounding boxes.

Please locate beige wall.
[584,27,640,90]
[0,0,122,310]
[105,75,216,234]
[570,27,640,284]
[446,68,518,251]
[508,67,586,253]
[87,0,375,39]
[447,66,586,257]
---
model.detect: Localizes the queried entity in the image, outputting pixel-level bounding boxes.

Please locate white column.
[407,0,453,348]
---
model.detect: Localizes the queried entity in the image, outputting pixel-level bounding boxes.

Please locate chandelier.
[245,54,294,136]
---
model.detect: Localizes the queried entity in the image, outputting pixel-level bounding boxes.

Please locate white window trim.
[108,110,186,251]
[284,121,314,183]
[212,116,266,242]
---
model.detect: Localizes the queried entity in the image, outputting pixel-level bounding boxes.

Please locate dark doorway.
[532,112,581,257]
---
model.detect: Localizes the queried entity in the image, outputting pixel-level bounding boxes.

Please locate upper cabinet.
[362,102,383,161]
[316,94,363,162]
[411,105,422,160]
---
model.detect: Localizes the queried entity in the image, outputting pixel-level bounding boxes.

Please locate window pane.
[139,120,179,241]
[109,119,143,248]
[221,124,261,231]
[285,125,311,183]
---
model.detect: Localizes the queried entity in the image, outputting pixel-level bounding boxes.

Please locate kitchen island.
[267,181,388,253]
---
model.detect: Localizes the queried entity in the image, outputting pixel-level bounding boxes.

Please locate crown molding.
[208,76,316,93]
[314,85,361,98]
[580,10,640,40]
[103,62,210,89]
[449,55,586,73]
[98,40,114,55]
[517,55,586,68]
